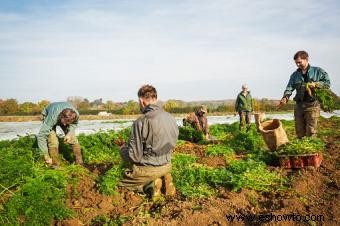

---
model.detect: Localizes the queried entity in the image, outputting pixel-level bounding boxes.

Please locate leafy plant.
[4,169,73,225]
[78,129,129,164]
[279,137,325,155]
[205,144,234,157]
[209,123,238,141]
[229,128,265,152]
[178,126,205,143]
[225,159,286,192]
[314,87,336,112]
[171,153,286,197]
[99,163,125,195]
[0,147,34,190]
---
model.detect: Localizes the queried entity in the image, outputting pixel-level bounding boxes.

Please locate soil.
[58,118,339,226]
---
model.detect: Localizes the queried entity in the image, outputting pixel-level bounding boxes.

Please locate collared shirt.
[283,65,330,102]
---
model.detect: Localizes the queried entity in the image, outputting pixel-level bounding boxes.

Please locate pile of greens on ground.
[278,137,325,155]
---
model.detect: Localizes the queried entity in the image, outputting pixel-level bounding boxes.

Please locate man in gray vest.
[279,50,331,138]
[119,85,179,198]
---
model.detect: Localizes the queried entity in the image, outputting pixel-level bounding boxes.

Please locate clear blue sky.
[1,0,339,103]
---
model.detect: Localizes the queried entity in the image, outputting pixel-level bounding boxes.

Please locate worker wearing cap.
[235,84,253,132]
[183,105,209,139]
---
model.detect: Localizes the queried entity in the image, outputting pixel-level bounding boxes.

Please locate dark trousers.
[239,111,251,130]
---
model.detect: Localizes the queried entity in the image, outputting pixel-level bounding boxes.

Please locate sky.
[1,0,340,103]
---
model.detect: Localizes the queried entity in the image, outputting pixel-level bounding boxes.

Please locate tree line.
[1,96,339,116]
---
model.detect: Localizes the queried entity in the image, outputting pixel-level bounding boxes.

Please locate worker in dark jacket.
[37,102,83,167]
[279,50,330,138]
[183,105,209,139]
[235,84,253,132]
[119,85,179,198]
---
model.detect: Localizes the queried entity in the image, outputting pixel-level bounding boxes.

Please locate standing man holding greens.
[119,84,179,198]
[279,50,331,138]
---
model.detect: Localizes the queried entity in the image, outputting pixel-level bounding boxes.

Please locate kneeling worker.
[119,84,179,198]
[183,105,209,139]
[37,102,83,167]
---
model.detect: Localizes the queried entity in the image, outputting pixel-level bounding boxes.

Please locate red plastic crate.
[278,153,322,169]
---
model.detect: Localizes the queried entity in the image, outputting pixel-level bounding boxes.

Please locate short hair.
[242,84,248,90]
[294,50,309,60]
[60,108,77,124]
[137,84,157,99]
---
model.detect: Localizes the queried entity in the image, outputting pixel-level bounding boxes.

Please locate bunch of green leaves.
[3,169,73,225]
[178,126,205,143]
[99,162,125,195]
[229,128,266,152]
[279,137,325,155]
[172,154,215,197]
[225,159,286,192]
[0,147,34,191]
[314,88,336,112]
[171,154,286,197]
[0,136,41,160]
[209,123,238,141]
[78,130,121,164]
[205,144,234,157]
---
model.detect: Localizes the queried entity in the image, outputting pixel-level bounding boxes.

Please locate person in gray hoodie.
[119,84,179,198]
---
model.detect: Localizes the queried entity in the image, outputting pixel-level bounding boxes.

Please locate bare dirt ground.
[58,118,339,226]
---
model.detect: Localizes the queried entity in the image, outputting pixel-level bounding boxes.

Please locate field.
[0,116,339,226]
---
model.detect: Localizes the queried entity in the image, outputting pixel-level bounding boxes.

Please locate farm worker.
[183,105,210,139]
[36,102,83,167]
[119,84,179,198]
[235,84,253,132]
[278,50,331,138]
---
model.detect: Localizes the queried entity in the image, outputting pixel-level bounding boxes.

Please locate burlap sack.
[258,118,289,151]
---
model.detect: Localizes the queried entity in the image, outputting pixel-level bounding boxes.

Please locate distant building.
[98,111,112,116]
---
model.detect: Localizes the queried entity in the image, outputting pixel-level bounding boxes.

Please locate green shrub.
[178,126,205,143]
